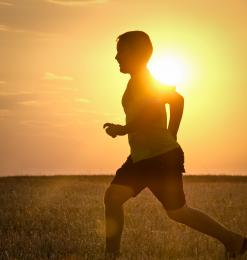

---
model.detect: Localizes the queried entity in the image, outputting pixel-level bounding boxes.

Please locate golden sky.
[0,0,247,175]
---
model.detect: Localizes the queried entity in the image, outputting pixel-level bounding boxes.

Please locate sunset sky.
[0,0,246,175]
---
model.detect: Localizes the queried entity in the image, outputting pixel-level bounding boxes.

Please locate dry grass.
[0,175,246,259]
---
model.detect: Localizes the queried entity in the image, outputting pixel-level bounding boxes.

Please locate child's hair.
[116,31,153,63]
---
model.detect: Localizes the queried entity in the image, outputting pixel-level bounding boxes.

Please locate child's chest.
[122,84,146,115]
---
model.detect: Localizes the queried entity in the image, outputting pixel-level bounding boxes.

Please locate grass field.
[0,175,246,260]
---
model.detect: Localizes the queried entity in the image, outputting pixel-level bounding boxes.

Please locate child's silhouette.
[103,31,247,259]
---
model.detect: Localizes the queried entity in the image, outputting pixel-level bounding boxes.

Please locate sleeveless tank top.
[122,70,179,163]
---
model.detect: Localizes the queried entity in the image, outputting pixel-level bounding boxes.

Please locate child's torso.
[121,72,179,163]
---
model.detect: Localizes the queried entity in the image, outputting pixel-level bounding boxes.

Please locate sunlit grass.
[0,175,246,259]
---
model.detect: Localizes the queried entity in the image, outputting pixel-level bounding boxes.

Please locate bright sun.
[147,54,188,87]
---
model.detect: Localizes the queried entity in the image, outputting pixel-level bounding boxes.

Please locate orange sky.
[0,0,247,175]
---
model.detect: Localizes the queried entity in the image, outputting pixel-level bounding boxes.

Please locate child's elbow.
[175,92,184,104]
[164,91,184,105]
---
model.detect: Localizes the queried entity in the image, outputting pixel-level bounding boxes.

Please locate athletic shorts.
[111,146,186,210]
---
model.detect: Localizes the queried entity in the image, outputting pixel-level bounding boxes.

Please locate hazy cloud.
[0,24,10,32]
[0,91,33,96]
[0,23,58,39]
[52,111,75,117]
[0,1,13,6]
[75,108,120,117]
[35,90,59,94]
[75,98,90,103]
[45,0,107,6]
[0,91,34,109]
[19,120,62,127]
[76,108,98,114]
[0,81,7,85]
[0,109,11,118]
[17,100,42,106]
[0,24,32,33]
[43,72,74,81]
[0,1,101,37]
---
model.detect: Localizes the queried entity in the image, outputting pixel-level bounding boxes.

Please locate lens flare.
[148,54,188,86]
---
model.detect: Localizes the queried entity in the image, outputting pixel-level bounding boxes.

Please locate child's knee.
[166,203,189,222]
[104,184,133,208]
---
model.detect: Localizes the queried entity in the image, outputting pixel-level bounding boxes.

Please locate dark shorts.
[111,146,186,210]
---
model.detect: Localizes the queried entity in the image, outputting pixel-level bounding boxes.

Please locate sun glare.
[148,54,189,87]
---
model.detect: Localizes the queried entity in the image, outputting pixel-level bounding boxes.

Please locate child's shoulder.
[148,77,176,98]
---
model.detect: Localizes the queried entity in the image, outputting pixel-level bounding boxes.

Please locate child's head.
[115,31,153,74]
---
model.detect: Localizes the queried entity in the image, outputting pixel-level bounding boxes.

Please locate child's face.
[115,40,139,74]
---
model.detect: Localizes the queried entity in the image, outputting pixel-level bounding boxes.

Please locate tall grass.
[0,175,246,259]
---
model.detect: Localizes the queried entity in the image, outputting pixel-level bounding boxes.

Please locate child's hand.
[103,123,126,138]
